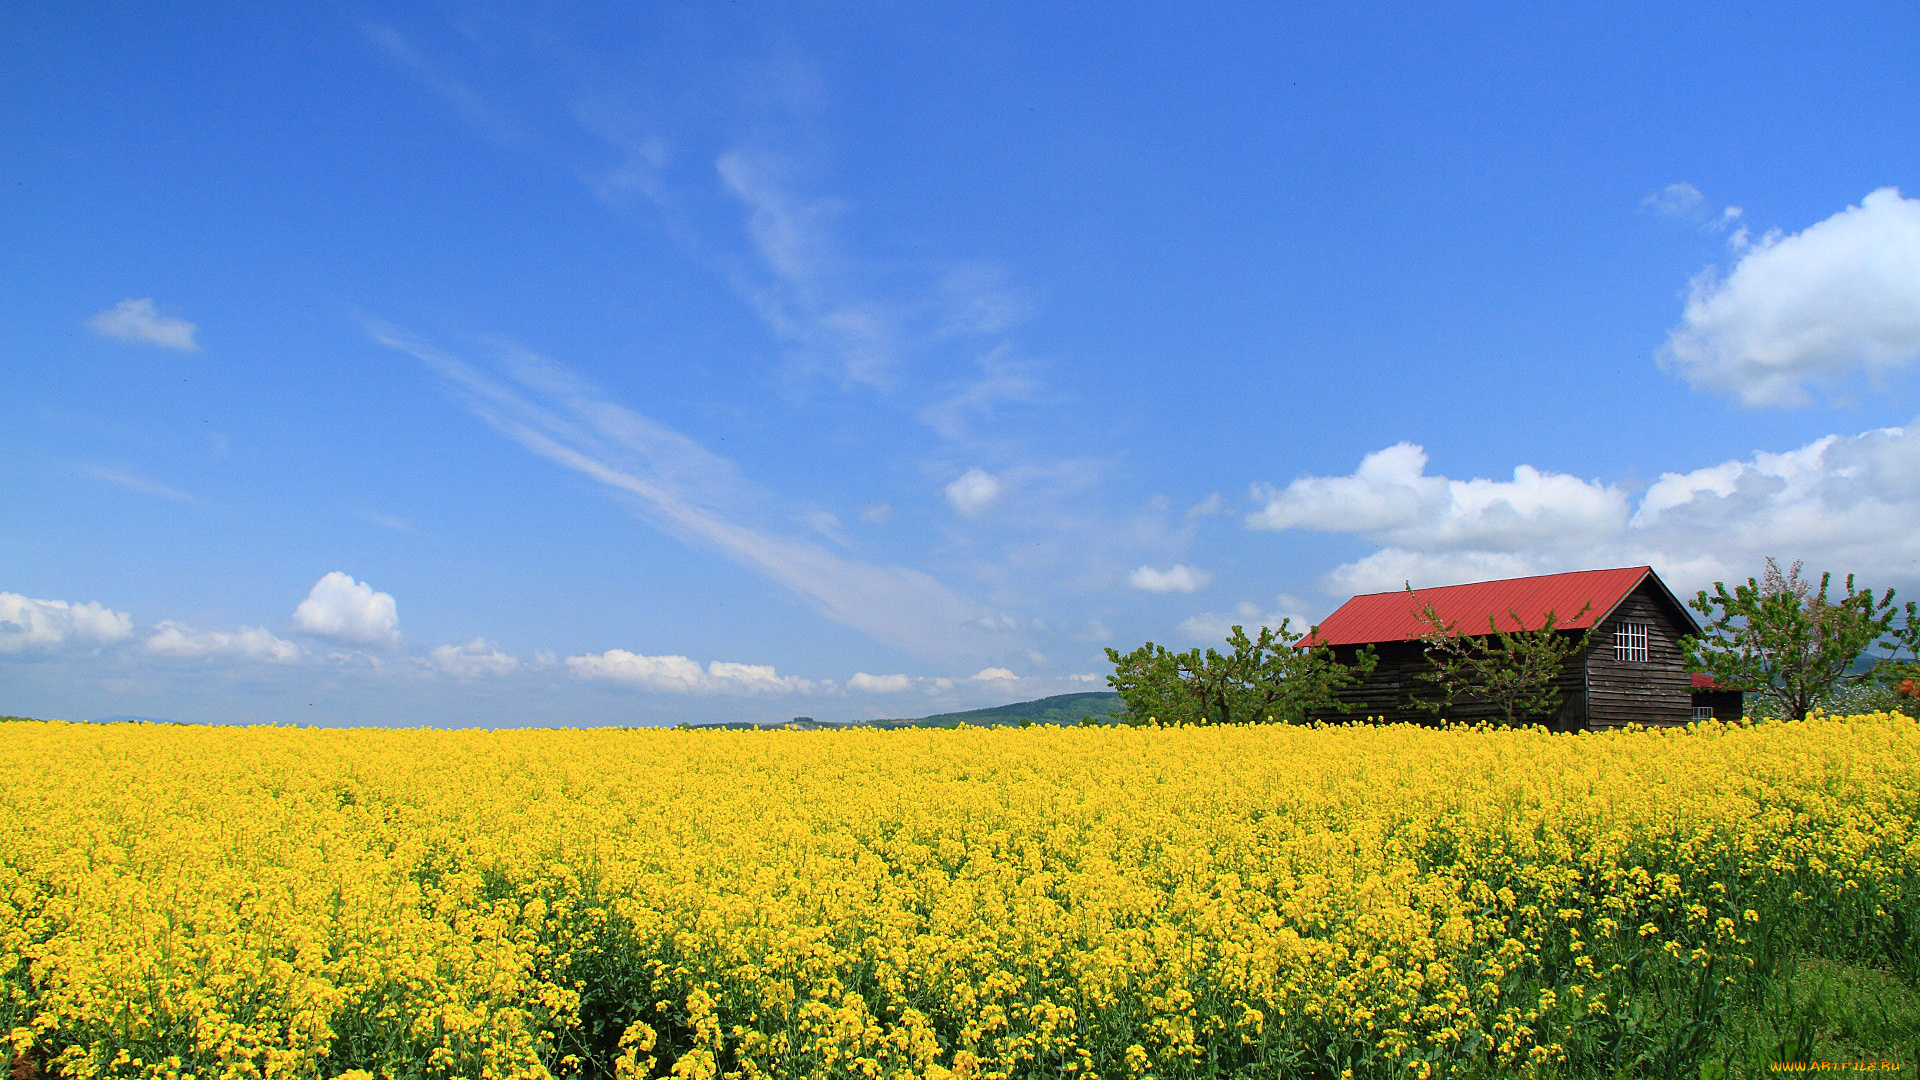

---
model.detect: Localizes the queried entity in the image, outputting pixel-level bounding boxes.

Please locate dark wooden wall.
[1582,583,1695,729]
[1691,689,1744,722]
[1313,579,1700,730]
[1315,639,1588,728]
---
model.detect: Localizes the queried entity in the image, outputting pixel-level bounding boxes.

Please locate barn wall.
[1582,584,1695,729]
[1316,637,1588,728]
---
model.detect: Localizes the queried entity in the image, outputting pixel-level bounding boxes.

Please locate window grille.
[1614,621,1649,662]
[1692,705,1715,722]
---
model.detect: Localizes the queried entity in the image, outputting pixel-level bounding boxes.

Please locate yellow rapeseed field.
[3,714,1917,1080]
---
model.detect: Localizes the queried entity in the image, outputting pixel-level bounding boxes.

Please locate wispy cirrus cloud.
[362,25,528,146]
[73,464,201,505]
[369,324,997,660]
[713,147,1033,396]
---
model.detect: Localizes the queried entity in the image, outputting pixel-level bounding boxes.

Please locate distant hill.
[696,691,1127,731]
[877,691,1125,728]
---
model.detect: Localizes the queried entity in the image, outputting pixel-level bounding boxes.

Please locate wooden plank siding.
[1315,639,1590,729]
[1313,579,1698,730]
[1582,583,1695,729]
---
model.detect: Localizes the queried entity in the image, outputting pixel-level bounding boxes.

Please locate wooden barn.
[1305,566,1743,730]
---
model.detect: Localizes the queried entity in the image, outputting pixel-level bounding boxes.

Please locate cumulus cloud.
[1661,187,1920,406]
[88,298,199,351]
[846,671,959,694]
[1252,423,1920,598]
[1249,443,1628,551]
[145,622,303,663]
[1321,550,1545,597]
[430,637,519,678]
[944,468,1003,517]
[567,650,811,694]
[972,667,1019,682]
[1178,595,1317,643]
[292,572,401,647]
[1128,564,1212,593]
[847,672,916,693]
[0,594,134,653]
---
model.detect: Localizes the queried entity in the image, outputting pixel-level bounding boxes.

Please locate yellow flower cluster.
[3,713,1916,1080]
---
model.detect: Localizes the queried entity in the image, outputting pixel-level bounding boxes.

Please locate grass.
[1702,957,1920,1076]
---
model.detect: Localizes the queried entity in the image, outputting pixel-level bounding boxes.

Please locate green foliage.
[1685,559,1900,721]
[1104,620,1376,725]
[1870,600,1920,705]
[1709,957,1920,1075]
[1404,585,1593,726]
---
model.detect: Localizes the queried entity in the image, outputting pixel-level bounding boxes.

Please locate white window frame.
[1692,705,1716,722]
[1614,621,1649,662]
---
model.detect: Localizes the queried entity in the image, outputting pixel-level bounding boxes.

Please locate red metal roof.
[1691,672,1732,691]
[1307,566,1666,646]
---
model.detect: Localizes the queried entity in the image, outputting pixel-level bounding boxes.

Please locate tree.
[1870,600,1920,705]
[1104,621,1376,725]
[1683,558,1899,721]
[1404,585,1593,726]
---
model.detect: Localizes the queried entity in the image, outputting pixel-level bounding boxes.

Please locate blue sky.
[5,2,1919,726]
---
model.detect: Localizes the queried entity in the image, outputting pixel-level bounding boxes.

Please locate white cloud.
[1185,493,1223,518]
[1072,620,1112,642]
[292,572,401,647]
[1178,595,1317,643]
[848,672,915,693]
[1643,182,1707,221]
[1643,183,1744,236]
[145,622,303,663]
[1128,564,1212,593]
[88,298,199,351]
[713,148,1029,393]
[1248,443,1627,551]
[1661,187,1920,406]
[707,661,811,693]
[0,593,134,653]
[860,503,893,524]
[1320,549,1544,596]
[944,468,1003,517]
[972,666,1019,682]
[567,650,811,694]
[430,637,519,678]
[1252,422,1920,599]
[1068,673,1103,684]
[919,348,1042,440]
[362,25,527,145]
[372,328,995,661]
[74,465,199,504]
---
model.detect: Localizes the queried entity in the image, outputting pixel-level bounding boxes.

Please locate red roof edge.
[1304,565,1663,647]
